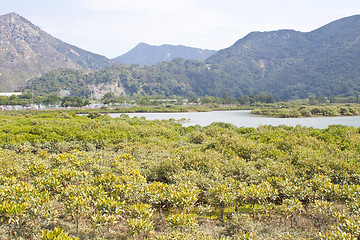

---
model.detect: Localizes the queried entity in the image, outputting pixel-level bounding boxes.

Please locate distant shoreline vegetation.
[251,104,360,118]
[1,92,360,118]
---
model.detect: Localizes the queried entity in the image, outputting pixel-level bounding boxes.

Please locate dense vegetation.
[22,60,238,98]
[0,111,360,239]
[0,91,261,107]
[252,104,360,118]
[251,96,360,118]
[0,94,90,108]
[206,15,360,99]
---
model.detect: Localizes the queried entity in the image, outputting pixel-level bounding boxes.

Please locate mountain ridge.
[114,42,217,65]
[203,14,360,98]
[5,13,360,100]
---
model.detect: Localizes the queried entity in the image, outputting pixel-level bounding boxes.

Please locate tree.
[208,178,238,222]
[255,93,274,103]
[60,186,93,235]
[89,195,125,238]
[243,182,278,218]
[145,182,171,219]
[169,184,199,213]
[237,95,250,105]
[278,199,304,230]
[101,92,116,104]
[127,203,154,239]
[61,96,89,107]
[43,94,62,106]
[201,95,216,104]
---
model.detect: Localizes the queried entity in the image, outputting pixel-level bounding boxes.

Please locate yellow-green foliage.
[0,112,359,239]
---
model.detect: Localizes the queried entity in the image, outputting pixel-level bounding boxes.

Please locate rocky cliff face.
[0,12,112,91]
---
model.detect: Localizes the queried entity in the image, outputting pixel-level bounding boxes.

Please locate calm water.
[108,110,360,129]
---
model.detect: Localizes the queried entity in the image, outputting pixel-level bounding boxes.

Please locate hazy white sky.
[1,0,360,58]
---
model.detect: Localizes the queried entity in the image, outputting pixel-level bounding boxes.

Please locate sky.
[1,0,360,58]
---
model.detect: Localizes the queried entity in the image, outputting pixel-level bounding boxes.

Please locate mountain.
[23,14,360,100]
[0,12,113,91]
[206,14,360,99]
[113,42,217,65]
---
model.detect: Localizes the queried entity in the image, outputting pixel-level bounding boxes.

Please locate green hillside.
[207,15,360,99]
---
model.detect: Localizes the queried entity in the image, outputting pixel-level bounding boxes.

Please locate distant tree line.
[3,91,360,109]
[0,94,89,108]
[0,92,276,108]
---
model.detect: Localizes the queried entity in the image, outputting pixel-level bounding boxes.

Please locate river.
[108,110,360,129]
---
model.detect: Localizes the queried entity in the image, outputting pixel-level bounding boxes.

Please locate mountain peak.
[135,42,151,48]
[0,12,112,91]
[0,12,26,23]
[1,12,20,18]
[114,43,217,65]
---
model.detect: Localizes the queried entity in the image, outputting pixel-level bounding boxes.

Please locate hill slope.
[114,42,217,65]
[206,15,360,99]
[0,12,113,91]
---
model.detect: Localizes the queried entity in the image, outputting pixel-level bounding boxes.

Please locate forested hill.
[0,12,113,92]
[24,15,360,100]
[206,14,360,99]
[114,43,217,66]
